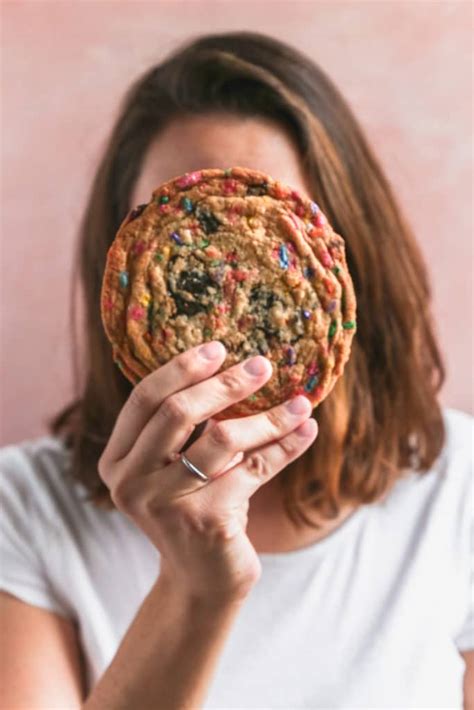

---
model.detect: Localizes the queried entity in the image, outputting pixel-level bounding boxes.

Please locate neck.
[246,480,357,554]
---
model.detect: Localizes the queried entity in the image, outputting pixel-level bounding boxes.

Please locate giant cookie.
[101,167,357,419]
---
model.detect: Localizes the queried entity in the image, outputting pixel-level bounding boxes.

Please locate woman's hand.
[98,341,318,603]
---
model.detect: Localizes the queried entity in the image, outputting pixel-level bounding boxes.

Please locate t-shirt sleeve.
[450,409,474,652]
[0,444,71,618]
[454,514,474,652]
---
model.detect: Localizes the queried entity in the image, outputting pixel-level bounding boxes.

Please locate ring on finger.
[180,453,210,482]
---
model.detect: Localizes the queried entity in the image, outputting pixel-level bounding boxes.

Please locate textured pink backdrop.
[1,1,472,446]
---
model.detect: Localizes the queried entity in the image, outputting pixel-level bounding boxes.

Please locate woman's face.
[131,112,312,206]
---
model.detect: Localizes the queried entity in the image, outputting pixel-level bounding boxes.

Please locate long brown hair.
[50,30,446,527]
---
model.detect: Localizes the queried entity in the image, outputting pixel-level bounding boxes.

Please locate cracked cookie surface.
[101,167,357,419]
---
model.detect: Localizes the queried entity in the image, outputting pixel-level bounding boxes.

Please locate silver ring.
[180,453,210,482]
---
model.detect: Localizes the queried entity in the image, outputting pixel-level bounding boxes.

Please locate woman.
[1,31,472,709]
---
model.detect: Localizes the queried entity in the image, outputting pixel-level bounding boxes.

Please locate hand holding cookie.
[98,341,318,602]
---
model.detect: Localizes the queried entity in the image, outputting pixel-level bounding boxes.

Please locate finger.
[104,341,226,463]
[136,419,318,509]
[207,418,319,504]
[176,394,312,479]
[129,355,273,470]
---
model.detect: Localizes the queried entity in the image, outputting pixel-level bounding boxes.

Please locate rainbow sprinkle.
[133,241,146,256]
[319,250,333,268]
[310,201,320,215]
[129,305,145,321]
[223,179,238,195]
[328,320,337,339]
[303,266,315,279]
[286,346,297,365]
[342,321,355,329]
[159,195,169,204]
[170,232,183,245]
[302,309,312,319]
[176,171,202,189]
[139,292,151,308]
[279,244,289,269]
[119,271,129,288]
[180,197,193,213]
[304,374,320,392]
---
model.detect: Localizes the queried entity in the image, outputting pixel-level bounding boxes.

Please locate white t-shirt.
[0,407,472,709]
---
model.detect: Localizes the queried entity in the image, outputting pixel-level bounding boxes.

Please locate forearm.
[82,574,246,710]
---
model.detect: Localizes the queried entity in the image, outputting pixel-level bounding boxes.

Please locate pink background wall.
[1,0,472,446]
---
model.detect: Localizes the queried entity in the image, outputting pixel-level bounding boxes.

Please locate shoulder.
[439,409,474,652]
[1,435,71,484]
[382,407,472,529]
[441,407,473,459]
[438,407,473,498]
[420,407,473,554]
[0,436,102,619]
[0,435,84,521]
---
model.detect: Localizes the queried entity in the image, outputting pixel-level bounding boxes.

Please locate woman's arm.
[1,344,315,709]
[0,591,85,708]
[1,577,246,710]
[83,573,246,710]
[461,650,474,710]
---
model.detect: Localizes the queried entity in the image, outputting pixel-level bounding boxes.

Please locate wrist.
[152,570,251,615]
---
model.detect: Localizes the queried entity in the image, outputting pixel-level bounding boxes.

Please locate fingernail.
[199,341,225,360]
[243,356,271,376]
[285,395,310,414]
[296,419,317,437]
